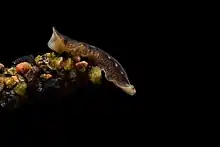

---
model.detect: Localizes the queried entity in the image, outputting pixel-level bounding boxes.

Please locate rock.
[36,80,44,92]
[44,78,62,89]
[73,56,81,62]
[24,66,40,82]
[16,62,32,74]
[69,70,77,80]
[0,90,18,109]
[75,61,88,72]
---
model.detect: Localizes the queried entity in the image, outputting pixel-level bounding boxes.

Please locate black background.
[0,2,176,145]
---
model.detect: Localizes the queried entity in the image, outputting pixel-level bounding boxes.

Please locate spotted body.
[48,27,136,95]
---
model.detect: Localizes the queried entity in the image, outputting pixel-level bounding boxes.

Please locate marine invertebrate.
[89,66,102,84]
[48,27,136,95]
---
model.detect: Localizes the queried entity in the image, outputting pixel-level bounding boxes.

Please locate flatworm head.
[48,27,66,53]
[48,27,79,54]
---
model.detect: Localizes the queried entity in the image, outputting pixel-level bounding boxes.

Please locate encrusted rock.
[35,55,44,65]
[73,56,81,62]
[44,78,62,89]
[75,61,88,72]
[0,90,18,108]
[0,51,99,110]
[69,70,77,82]
[16,62,32,74]
[36,80,44,92]
[24,66,40,82]
[57,69,66,79]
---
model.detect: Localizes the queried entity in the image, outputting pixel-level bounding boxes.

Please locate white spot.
[1,102,6,107]
[121,71,124,74]
[115,63,118,67]
[108,56,111,59]
[90,45,95,48]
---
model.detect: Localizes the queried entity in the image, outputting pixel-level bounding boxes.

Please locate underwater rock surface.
[0,52,102,110]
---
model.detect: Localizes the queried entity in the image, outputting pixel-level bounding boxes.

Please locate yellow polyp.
[4,77,17,89]
[64,58,73,71]
[50,57,63,69]
[14,82,27,96]
[35,55,43,64]
[89,66,102,84]
[4,67,17,76]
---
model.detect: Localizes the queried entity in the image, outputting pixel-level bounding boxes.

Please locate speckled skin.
[48,27,136,95]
